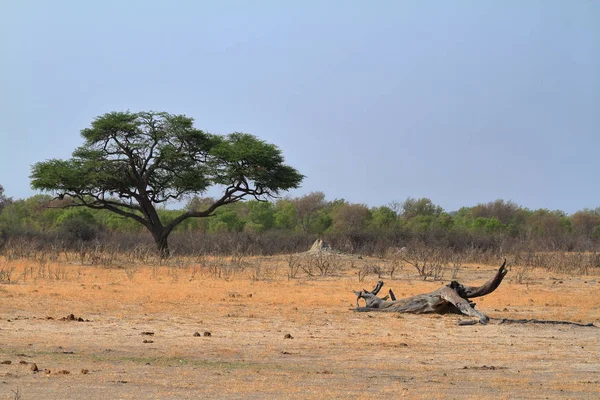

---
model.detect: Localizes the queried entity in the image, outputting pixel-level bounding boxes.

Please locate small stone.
[193,332,201,337]
[81,369,89,374]
[141,332,154,336]
[203,331,211,337]
[0,361,11,365]
[57,370,70,375]
[143,339,154,343]
[44,369,51,375]
[30,363,38,372]
[19,361,28,365]
[284,334,293,339]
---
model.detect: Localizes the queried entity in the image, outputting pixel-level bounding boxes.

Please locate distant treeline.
[1,189,599,255]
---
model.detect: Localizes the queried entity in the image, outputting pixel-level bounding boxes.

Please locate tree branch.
[455,259,508,299]
[51,193,150,228]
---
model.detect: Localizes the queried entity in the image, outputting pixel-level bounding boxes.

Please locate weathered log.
[354,259,508,324]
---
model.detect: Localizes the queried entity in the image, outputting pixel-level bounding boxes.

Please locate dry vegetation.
[1,250,599,399]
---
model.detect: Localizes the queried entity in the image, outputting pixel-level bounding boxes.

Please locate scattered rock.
[81,369,89,374]
[193,332,201,337]
[61,314,88,322]
[203,331,211,337]
[143,340,154,344]
[284,334,293,339]
[30,363,38,372]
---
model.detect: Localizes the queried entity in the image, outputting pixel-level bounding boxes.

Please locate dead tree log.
[354,259,508,324]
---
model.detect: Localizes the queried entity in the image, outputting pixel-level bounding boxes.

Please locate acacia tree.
[30,111,303,256]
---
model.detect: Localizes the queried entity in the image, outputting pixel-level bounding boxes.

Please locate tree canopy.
[30,111,303,256]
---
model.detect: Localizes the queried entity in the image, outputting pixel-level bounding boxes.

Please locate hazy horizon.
[1,1,598,214]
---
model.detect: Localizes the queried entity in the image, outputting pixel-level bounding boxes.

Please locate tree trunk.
[354,259,508,324]
[151,229,170,259]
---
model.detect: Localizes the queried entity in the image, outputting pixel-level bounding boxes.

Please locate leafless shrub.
[450,253,463,280]
[510,250,600,275]
[199,253,251,280]
[287,253,302,280]
[302,252,341,276]
[19,264,34,282]
[384,247,407,279]
[50,264,67,280]
[249,259,278,281]
[187,254,206,281]
[358,263,386,282]
[357,265,371,282]
[300,257,315,277]
[399,244,448,281]
[0,260,15,283]
[512,266,530,284]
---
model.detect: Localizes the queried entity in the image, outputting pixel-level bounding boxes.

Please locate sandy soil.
[0,256,599,399]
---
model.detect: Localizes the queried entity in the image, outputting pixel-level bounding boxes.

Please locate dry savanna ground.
[0,253,599,399]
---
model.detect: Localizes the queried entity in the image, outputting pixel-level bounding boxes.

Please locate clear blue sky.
[1,1,598,214]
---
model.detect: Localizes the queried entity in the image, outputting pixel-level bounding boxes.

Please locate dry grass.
[0,255,599,399]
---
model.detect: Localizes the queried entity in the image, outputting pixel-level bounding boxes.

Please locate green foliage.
[528,209,571,237]
[0,195,56,232]
[405,215,436,233]
[245,200,275,232]
[293,192,327,233]
[471,217,505,234]
[97,211,144,232]
[571,209,600,238]
[370,206,397,231]
[31,112,303,204]
[330,203,371,233]
[401,197,443,219]
[0,184,11,213]
[207,207,245,233]
[273,200,297,229]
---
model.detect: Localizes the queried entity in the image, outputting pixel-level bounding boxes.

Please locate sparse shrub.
[287,253,302,280]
